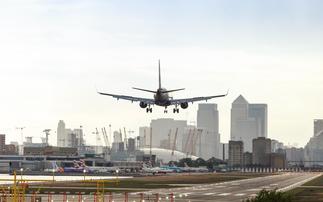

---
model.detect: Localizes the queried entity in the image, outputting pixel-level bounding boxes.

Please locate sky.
[0,0,322,148]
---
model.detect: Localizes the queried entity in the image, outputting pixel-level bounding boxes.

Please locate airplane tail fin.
[184,162,189,168]
[159,60,161,89]
[73,160,80,168]
[80,159,86,167]
[172,162,176,167]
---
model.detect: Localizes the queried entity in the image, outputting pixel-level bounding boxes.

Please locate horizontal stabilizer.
[163,88,185,93]
[132,87,156,93]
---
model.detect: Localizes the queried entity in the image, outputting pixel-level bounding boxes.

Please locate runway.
[32,172,320,201]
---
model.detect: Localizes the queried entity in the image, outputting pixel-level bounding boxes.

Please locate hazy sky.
[0,1,322,148]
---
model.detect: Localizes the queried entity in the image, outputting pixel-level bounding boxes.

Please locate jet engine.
[180,102,188,109]
[139,102,147,108]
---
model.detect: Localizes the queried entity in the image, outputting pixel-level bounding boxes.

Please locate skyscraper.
[231,95,249,140]
[249,104,267,137]
[230,95,268,152]
[197,103,220,159]
[314,119,323,136]
[57,120,66,147]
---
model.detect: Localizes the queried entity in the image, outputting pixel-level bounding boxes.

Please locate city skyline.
[0,1,322,148]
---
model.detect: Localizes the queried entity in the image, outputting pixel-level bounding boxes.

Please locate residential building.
[228,141,243,166]
[252,137,271,165]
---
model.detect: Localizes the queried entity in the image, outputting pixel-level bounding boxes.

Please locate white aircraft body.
[184,162,208,172]
[141,163,173,175]
[79,159,120,173]
[97,61,227,113]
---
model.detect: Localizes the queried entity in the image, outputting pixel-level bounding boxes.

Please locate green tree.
[194,158,207,166]
[242,188,292,202]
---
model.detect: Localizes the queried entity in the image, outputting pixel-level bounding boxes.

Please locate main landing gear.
[164,107,168,113]
[173,105,179,113]
[146,105,152,113]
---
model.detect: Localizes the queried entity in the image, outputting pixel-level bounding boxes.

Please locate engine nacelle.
[180,102,188,109]
[139,102,148,108]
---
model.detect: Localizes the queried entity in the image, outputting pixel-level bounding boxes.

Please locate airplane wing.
[169,92,228,105]
[97,91,155,104]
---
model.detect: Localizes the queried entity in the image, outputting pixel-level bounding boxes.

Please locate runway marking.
[203,193,216,196]
[218,193,231,196]
[270,184,279,186]
[213,186,226,188]
[231,183,240,186]
[235,193,246,196]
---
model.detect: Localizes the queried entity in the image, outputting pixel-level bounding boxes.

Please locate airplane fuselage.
[154,88,171,106]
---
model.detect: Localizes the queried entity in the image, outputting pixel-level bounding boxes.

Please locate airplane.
[52,161,94,173]
[97,60,227,113]
[160,162,182,172]
[184,162,208,172]
[79,159,120,173]
[141,163,173,175]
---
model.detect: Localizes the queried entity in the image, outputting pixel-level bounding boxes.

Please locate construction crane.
[183,129,191,154]
[94,128,103,154]
[43,129,51,146]
[187,128,196,156]
[166,129,171,150]
[101,127,111,155]
[171,128,178,156]
[191,130,200,156]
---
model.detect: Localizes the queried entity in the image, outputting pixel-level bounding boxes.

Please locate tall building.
[228,141,244,166]
[57,120,66,147]
[230,95,268,152]
[56,120,84,151]
[0,134,5,155]
[252,137,271,165]
[197,104,220,159]
[231,95,249,140]
[139,126,151,148]
[314,119,323,136]
[248,104,267,137]
[235,117,261,152]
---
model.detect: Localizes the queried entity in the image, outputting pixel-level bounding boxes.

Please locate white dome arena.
[140,147,198,162]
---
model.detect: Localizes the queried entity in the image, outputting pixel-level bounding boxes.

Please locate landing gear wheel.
[164,110,168,113]
[173,108,179,113]
[146,108,152,113]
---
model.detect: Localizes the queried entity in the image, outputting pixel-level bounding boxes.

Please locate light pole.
[20,168,23,181]
[52,169,55,182]
[116,170,119,185]
[83,170,86,186]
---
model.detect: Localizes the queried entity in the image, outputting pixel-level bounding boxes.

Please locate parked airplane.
[79,159,120,173]
[141,163,173,175]
[52,161,94,173]
[97,61,227,113]
[184,162,208,172]
[160,162,182,172]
